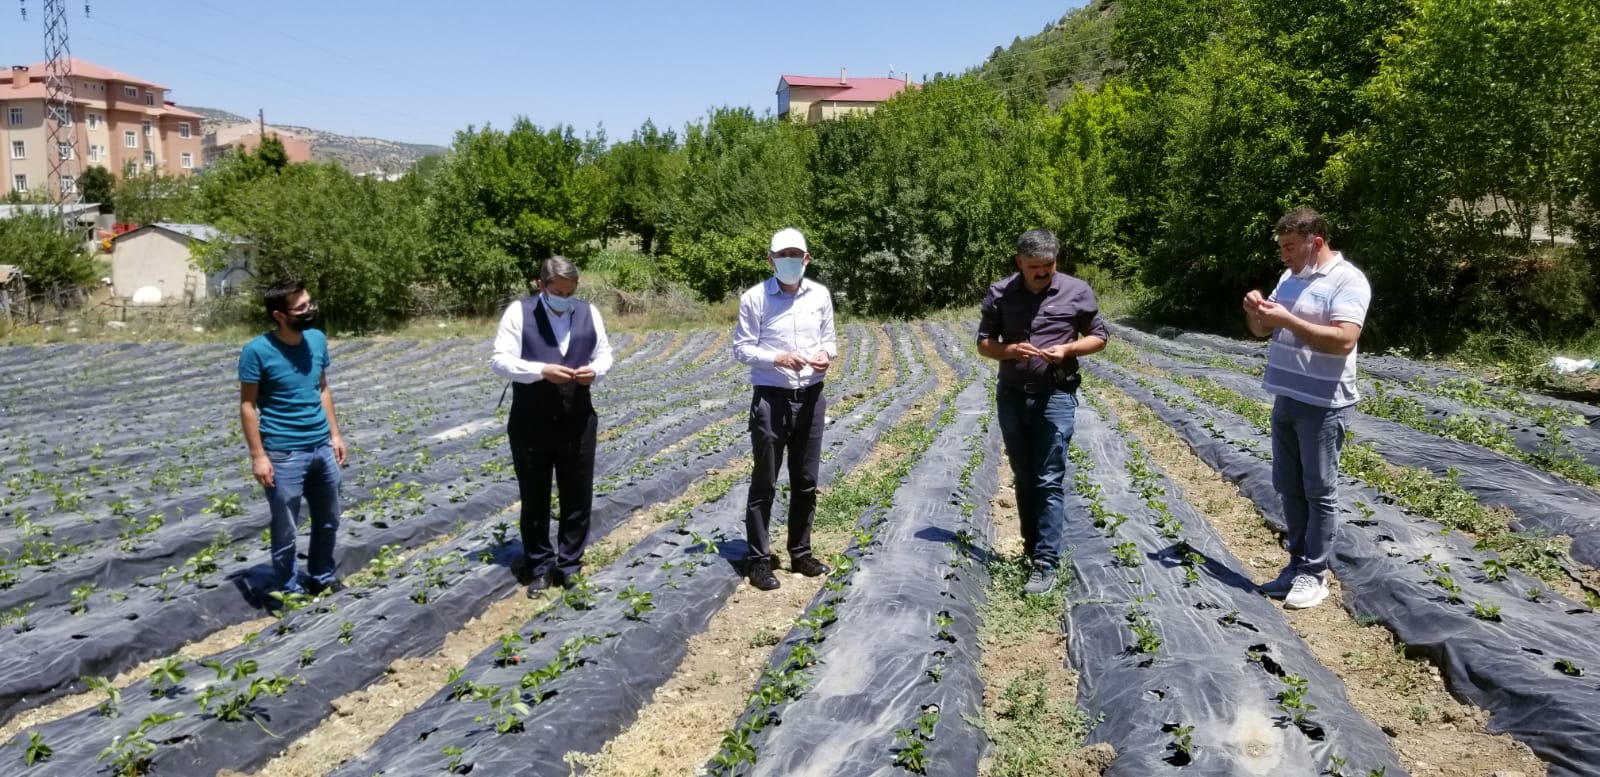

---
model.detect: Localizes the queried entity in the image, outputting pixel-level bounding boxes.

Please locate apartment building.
[0,59,204,199]
[203,123,312,167]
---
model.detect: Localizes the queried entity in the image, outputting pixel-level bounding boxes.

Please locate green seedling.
[68,582,96,615]
[1555,658,1584,677]
[339,621,355,644]
[618,585,655,621]
[892,728,928,773]
[493,632,523,667]
[563,578,598,610]
[1111,542,1141,568]
[1472,601,1502,621]
[1480,558,1509,582]
[1277,673,1317,725]
[83,675,120,718]
[149,657,187,699]
[22,731,52,765]
[299,648,317,668]
[441,744,468,774]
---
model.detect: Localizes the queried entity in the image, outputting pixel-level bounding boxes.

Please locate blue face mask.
[543,291,573,313]
[774,256,807,285]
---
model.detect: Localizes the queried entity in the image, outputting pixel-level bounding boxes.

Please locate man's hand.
[1254,300,1296,329]
[1242,290,1265,314]
[1006,342,1045,361]
[774,352,808,371]
[331,433,348,467]
[1040,344,1073,363]
[806,351,831,372]
[541,364,576,384]
[574,365,597,386]
[252,454,275,489]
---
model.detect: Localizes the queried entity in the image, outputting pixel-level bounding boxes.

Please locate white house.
[110,223,253,304]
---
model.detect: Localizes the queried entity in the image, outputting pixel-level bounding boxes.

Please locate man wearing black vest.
[491,257,614,597]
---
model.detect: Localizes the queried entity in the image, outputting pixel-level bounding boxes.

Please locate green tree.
[425,119,610,313]
[113,171,197,225]
[601,119,683,254]
[0,212,97,288]
[215,163,425,331]
[256,134,290,172]
[78,165,115,213]
[661,107,814,301]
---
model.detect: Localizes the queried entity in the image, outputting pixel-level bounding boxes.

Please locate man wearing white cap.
[733,227,838,591]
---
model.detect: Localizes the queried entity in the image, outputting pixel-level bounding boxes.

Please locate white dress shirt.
[733,277,838,389]
[490,298,614,384]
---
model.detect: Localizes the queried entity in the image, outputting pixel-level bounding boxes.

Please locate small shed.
[110,223,254,304]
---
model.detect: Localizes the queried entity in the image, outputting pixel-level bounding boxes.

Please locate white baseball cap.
[770,227,808,254]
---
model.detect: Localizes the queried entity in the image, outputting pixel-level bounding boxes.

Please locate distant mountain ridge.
[181,106,448,174]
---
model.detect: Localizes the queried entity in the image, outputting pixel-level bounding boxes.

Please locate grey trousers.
[1271,395,1351,577]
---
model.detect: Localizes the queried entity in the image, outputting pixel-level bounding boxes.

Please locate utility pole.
[18,1,89,215]
[259,108,265,137]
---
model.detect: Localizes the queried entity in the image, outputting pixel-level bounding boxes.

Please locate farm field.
[1,321,1598,777]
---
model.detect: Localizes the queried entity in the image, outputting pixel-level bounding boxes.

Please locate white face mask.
[543,291,573,313]
[773,256,806,285]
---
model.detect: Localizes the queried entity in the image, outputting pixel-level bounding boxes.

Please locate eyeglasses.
[288,300,317,315]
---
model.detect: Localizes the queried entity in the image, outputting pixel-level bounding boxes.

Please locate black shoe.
[552,569,581,589]
[525,573,554,598]
[305,578,344,597]
[1023,565,1057,595]
[747,557,780,591]
[511,556,535,586]
[791,555,831,577]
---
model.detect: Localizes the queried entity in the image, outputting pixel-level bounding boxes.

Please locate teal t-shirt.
[239,330,331,452]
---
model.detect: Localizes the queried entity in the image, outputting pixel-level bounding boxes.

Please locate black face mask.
[288,311,316,331]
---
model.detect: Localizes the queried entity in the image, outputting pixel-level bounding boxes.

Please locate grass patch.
[983,667,1096,777]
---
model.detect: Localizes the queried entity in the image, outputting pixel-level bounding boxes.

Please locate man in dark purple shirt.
[977,228,1109,594]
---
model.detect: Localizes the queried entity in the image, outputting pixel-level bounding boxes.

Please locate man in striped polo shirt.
[1242,208,1371,610]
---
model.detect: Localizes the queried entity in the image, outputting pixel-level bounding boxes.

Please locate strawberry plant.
[1555,658,1584,677]
[892,727,928,773]
[493,632,524,667]
[1472,601,1502,621]
[1111,542,1141,568]
[1277,674,1317,726]
[83,675,121,717]
[441,744,468,774]
[148,657,187,699]
[617,585,655,621]
[68,582,96,615]
[22,731,52,765]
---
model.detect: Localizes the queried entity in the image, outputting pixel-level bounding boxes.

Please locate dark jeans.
[508,411,597,579]
[1271,396,1351,577]
[262,443,342,592]
[744,383,826,562]
[997,385,1077,570]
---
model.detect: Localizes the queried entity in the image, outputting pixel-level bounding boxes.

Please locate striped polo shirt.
[1261,252,1371,408]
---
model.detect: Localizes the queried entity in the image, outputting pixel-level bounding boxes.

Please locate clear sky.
[2,0,1080,147]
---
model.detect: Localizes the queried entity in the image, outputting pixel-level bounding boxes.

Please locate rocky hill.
[181,106,448,174]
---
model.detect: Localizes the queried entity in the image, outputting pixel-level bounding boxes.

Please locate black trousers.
[744,383,826,562]
[507,411,597,579]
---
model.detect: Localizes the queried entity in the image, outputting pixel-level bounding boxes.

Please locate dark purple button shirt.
[976,272,1110,388]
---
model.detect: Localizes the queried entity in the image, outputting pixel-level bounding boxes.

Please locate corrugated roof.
[778,75,915,103]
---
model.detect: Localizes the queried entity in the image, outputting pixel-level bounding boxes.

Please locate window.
[12,175,26,193]
[123,85,138,98]
[89,144,102,162]
[52,106,71,126]
[180,152,193,169]
[178,122,191,139]
[124,130,137,147]
[144,151,155,167]
[58,142,74,160]
[60,175,75,193]
[142,119,152,136]
[144,90,156,106]
[7,107,21,126]
[87,113,100,129]
[9,140,23,159]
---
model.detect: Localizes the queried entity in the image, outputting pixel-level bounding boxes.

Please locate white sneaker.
[1284,574,1329,610]
[1259,567,1297,598]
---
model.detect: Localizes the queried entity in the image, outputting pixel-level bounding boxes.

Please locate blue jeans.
[997,385,1078,570]
[262,444,342,592]
[1271,396,1351,577]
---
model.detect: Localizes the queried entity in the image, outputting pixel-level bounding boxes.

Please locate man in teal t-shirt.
[238,280,348,596]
